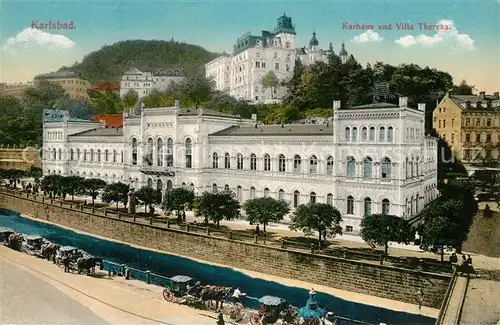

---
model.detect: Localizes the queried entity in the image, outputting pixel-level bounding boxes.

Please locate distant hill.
[58,40,219,84]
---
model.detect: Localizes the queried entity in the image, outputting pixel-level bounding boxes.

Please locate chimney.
[399,97,408,108]
[251,114,257,122]
[174,100,180,108]
[494,92,499,99]
[417,103,426,111]
[332,100,341,111]
[479,91,485,99]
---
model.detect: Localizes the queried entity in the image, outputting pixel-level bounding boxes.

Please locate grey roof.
[69,128,124,137]
[450,95,499,106]
[24,234,43,240]
[259,296,286,306]
[344,102,400,110]
[36,71,81,79]
[170,275,194,283]
[211,124,333,137]
[59,246,78,251]
[178,108,242,119]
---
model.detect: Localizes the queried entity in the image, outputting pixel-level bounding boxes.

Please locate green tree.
[176,76,215,108]
[80,178,107,205]
[261,71,280,100]
[67,99,94,120]
[88,89,122,114]
[101,182,130,208]
[135,186,162,215]
[419,199,473,261]
[197,191,241,226]
[161,187,195,221]
[61,176,84,201]
[122,90,139,109]
[40,175,64,197]
[243,197,290,234]
[360,214,415,257]
[451,80,474,95]
[290,203,342,248]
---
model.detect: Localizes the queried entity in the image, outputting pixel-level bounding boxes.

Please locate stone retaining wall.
[0,191,451,308]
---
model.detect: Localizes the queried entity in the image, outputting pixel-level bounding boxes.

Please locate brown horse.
[8,233,24,250]
[41,243,60,261]
[199,286,233,311]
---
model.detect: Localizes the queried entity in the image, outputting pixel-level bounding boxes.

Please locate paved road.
[0,258,108,325]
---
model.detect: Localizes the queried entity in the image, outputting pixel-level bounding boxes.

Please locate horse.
[199,285,232,311]
[77,257,101,275]
[7,233,24,250]
[41,243,60,261]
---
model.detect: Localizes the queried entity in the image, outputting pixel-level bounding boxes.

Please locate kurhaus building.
[42,98,438,232]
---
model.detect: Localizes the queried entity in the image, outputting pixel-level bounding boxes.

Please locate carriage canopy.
[24,234,43,242]
[0,227,14,234]
[170,275,194,283]
[258,296,286,306]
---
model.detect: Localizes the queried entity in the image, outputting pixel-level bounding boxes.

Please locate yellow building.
[433,92,500,163]
[34,71,91,101]
[0,147,41,171]
[0,82,34,99]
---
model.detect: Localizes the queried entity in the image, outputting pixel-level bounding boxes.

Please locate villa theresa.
[42,98,438,232]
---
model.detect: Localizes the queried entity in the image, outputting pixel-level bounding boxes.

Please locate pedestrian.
[466,255,472,266]
[449,253,458,264]
[217,312,225,325]
[255,224,260,236]
[63,256,70,273]
[461,254,467,265]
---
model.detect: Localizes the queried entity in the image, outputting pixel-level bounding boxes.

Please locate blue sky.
[2,0,499,92]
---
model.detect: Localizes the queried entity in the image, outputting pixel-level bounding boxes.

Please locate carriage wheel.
[163,288,175,301]
[231,304,244,321]
[309,318,321,325]
[250,312,262,325]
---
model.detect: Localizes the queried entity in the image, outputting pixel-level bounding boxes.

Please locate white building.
[205,14,349,103]
[120,67,184,99]
[42,97,438,233]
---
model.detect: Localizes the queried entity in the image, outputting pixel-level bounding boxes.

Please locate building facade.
[0,82,33,99]
[34,72,91,101]
[433,92,500,162]
[42,97,438,232]
[205,14,348,103]
[119,68,184,99]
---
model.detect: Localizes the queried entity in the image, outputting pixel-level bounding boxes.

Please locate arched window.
[293,190,300,207]
[363,157,373,180]
[381,157,392,180]
[361,127,368,141]
[224,153,231,169]
[105,149,109,162]
[382,199,390,215]
[90,149,94,162]
[326,156,334,175]
[250,154,257,170]
[416,157,420,176]
[97,149,101,162]
[157,179,163,191]
[58,148,62,160]
[352,127,358,142]
[146,138,154,165]
[369,127,375,141]
[131,138,138,165]
[212,153,219,168]
[293,155,301,173]
[309,155,318,174]
[167,180,173,191]
[166,138,174,167]
[346,156,356,178]
[121,150,124,163]
[224,184,230,192]
[410,157,414,177]
[250,186,256,199]
[76,149,80,160]
[364,197,372,216]
[410,196,414,215]
[185,138,192,168]
[347,196,354,214]
[415,194,419,213]
[212,183,218,193]
[70,149,74,161]
[157,138,164,167]
[52,148,56,160]
[327,193,333,206]
[387,126,394,142]
[147,178,153,188]
[264,188,270,197]
[310,192,316,203]
[379,127,386,142]
[113,150,117,163]
[345,127,351,142]
[278,154,286,172]
[264,154,271,171]
[237,153,243,170]
[406,157,410,178]
[83,149,87,162]
[236,186,242,202]
[278,189,285,201]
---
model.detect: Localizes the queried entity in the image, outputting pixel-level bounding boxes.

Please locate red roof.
[91,83,120,92]
[92,114,123,128]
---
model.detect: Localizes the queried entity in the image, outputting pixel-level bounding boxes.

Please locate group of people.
[449,253,475,276]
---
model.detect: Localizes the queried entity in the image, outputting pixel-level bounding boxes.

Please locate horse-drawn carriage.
[249,296,297,325]
[0,227,14,245]
[162,275,203,307]
[21,234,45,256]
[7,232,24,250]
[55,246,83,267]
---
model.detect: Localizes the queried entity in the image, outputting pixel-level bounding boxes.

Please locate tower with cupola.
[273,13,296,50]
[309,31,319,52]
[339,42,348,63]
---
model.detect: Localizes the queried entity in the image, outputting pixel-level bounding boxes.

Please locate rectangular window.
[465,133,470,142]
[486,150,492,159]
[452,118,455,127]
[443,134,446,141]
[443,119,446,128]
[275,63,279,70]
[286,65,290,72]
[486,134,491,142]
[262,63,266,69]
[255,62,260,68]
[439,120,441,128]
[452,134,455,144]
[487,118,492,127]
[476,134,481,142]
[464,149,470,160]
[476,119,480,126]
[465,118,470,126]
